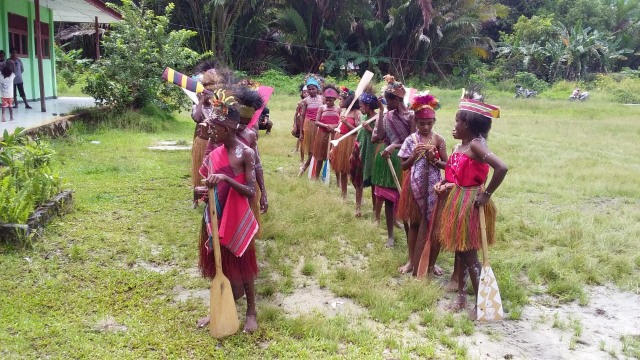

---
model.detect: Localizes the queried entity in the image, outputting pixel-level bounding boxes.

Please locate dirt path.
[462,285,640,359]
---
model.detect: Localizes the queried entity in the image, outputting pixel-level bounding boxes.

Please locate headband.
[239,105,257,119]
[323,88,339,98]
[458,98,500,119]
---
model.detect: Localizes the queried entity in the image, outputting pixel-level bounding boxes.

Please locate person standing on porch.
[8,49,32,109]
[1,64,16,122]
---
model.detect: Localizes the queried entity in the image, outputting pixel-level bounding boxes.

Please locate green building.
[0,0,120,100]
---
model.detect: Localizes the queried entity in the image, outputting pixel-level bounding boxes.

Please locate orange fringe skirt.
[191,137,209,187]
[312,129,332,161]
[436,186,496,252]
[302,119,317,154]
[396,170,422,225]
[329,133,355,173]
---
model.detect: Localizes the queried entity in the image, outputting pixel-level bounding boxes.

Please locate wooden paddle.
[207,187,240,337]
[337,70,374,129]
[330,114,381,146]
[386,157,402,192]
[476,205,504,321]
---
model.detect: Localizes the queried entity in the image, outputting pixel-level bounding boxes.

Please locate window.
[8,13,28,56]
[34,20,51,58]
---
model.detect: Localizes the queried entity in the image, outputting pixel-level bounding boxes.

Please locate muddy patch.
[274,255,366,318]
[461,285,640,359]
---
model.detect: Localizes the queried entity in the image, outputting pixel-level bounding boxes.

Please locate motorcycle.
[515,86,537,98]
[569,92,589,101]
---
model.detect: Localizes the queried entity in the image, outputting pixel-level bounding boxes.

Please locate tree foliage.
[84,0,202,111]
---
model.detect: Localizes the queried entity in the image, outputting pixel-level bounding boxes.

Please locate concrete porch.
[0,97,96,137]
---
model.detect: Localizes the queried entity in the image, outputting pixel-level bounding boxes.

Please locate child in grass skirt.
[350,89,379,217]
[330,91,361,199]
[299,75,324,176]
[431,95,508,317]
[311,86,341,179]
[372,75,413,248]
[397,93,447,275]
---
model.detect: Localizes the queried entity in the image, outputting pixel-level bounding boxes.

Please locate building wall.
[1,0,56,100]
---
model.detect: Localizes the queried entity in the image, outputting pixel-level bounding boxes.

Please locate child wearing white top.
[1,64,15,122]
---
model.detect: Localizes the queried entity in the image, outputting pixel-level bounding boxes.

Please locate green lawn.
[1,92,639,359]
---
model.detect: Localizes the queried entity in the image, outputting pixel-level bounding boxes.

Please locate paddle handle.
[208,187,223,275]
[479,205,489,267]
[330,114,381,146]
[387,157,402,192]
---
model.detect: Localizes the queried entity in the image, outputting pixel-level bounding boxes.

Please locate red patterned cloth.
[198,145,259,282]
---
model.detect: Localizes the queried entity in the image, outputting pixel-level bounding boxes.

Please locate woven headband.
[459,99,500,119]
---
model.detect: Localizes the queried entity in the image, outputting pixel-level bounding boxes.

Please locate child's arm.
[429,134,448,170]
[400,141,428,171]
[372,98,386,142]
[470,141,508,206]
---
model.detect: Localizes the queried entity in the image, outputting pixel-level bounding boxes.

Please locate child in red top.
[311,85,341,180]
[194,87,261,333]
[431,96,508,318]
[330,92,361,199]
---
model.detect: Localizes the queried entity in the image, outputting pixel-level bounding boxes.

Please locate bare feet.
[398,261,413,274]
[243,313,258,333]
[297,166,306,177]
[446,280,458,292]
[196,315,210,328]
[385,237,395,248]
[468,306,478,321]
[431,264,444,276]
[445,294,467,312]
[354,208,362,218]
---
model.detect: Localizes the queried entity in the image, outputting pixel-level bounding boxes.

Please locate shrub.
[0,129,62,226]
[83,0,202,113]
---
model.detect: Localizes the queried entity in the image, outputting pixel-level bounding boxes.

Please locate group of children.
[187,65,507,333]
[291,74,508,316]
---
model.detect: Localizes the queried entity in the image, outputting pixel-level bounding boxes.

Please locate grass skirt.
[357,129,375,187]
[371,146,402,189]
[303,119,317,154]
[436,186,496,252]
[397,170,421,225]
[250,185,262,238]
[329,133,355,173]
[312,129,332,160]
[191,137,209,187]
[198,220,258,283]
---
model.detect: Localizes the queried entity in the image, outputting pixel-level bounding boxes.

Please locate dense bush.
[0,129,62,226]
[594,74,640,103]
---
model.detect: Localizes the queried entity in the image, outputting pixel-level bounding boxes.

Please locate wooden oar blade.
[209,274,240,338]
[476,265,504,321]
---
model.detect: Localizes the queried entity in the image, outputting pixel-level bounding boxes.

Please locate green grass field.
[1,91,639,359]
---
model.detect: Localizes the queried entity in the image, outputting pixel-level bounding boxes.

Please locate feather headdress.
[410,92,440,118]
